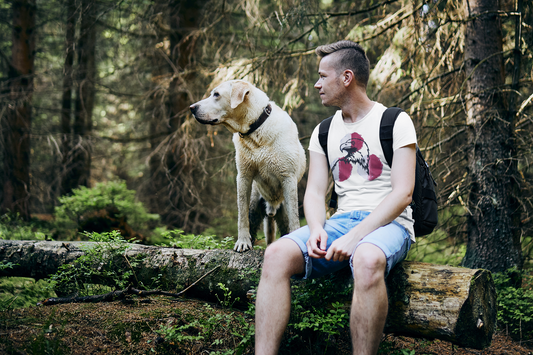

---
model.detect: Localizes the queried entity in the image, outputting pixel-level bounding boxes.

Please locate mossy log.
[0,240,263,305]
[0,240,496,349]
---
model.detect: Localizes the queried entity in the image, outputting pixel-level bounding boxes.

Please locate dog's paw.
[234,238,252,252]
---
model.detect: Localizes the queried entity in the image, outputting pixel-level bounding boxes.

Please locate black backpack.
[318,107,438,237]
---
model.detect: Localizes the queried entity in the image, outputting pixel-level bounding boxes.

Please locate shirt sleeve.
[392,112,417,151]
[308,123,326,155]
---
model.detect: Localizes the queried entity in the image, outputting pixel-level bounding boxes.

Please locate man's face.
[314,54,344,107]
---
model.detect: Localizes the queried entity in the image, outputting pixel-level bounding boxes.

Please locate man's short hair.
[315,40,370,88]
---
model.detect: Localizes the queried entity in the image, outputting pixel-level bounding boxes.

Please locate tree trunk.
[0,0,36,220]
[0,240,496,349]
[59,0,77,196]
[146,0,173,226]
[71,0,97,189]
[146,0,210,233]
[462,0,522,272]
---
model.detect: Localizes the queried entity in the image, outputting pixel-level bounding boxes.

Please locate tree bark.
[462,0,522,272]
[0,240,496,349]
[70,0,97,189]
[0,0,36,220]
[59,0,77,196]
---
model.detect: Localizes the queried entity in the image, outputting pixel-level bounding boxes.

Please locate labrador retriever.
[190,80,306,252]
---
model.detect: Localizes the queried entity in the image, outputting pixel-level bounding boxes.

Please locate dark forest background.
[1,0,532,273]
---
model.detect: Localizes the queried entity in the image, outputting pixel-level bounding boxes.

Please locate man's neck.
[339,89,374,123]
[341,96,375,123]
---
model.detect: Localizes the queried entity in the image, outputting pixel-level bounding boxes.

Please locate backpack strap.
[379,107,403,168]
[318,115,336,208]
[318,115,334,166]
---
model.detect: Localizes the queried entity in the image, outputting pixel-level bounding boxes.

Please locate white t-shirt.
[309,102,417,241]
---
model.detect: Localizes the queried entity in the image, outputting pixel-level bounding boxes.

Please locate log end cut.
[453,269,497,349]
[385,261,497,350]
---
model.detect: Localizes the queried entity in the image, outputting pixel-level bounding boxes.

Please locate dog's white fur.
[190,80,306,252]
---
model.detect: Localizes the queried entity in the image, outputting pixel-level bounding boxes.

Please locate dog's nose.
[190,104,197,115]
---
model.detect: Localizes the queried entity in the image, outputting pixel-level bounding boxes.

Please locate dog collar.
[239,104,272,138]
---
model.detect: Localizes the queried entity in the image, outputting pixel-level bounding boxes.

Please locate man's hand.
[325,231,359,262]
[306,228,328,259]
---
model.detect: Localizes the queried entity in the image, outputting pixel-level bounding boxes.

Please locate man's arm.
[304,151,331,258]
[325,143,416,262]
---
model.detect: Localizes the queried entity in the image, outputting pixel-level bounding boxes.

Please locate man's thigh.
[351,221,411,277]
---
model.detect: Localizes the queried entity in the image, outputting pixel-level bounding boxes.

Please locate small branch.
[123,254,140,286]
[38,265,221,306]
[174,265,221,296]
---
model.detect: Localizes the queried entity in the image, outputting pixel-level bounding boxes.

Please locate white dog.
[190,80,306,252]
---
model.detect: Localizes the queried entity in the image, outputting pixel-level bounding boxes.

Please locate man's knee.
[262,238,304,278]
[352,243,386,288]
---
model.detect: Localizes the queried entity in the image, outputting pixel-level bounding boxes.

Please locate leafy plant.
[0,261,17,271]
[493,268,533,341]
[291,301,349,337]
[156,321,205,343]
[155,303,254,354]
[48,230,143,297]
[54,180,159,235]
[283,273,353,353]
[216,282,240,309]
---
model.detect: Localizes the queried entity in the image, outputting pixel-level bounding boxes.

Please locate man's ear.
[343,70,355,87]
[230,82,250,109]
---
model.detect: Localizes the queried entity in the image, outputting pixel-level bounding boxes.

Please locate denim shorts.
[282,210,411,280]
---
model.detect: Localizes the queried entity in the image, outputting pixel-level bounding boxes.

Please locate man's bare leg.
[255,239,304,355]
[350,243,388,355]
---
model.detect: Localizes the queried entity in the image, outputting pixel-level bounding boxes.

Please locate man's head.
[315,40,370,88]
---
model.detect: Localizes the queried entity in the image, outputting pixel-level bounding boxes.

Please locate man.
[254,40,417,355]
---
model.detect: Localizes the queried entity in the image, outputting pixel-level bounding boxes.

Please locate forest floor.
[0,295,532,355]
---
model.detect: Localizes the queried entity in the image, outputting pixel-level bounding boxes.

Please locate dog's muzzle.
[190,104,218,125]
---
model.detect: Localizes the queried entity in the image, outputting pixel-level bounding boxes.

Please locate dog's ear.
[230,82,250,109]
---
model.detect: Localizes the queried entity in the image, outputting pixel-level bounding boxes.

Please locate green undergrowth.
[493,267,533,342]
[0,212,51,241]
[54,180,160,237]
[152,228,235,250]
[48,230,148,297]
[0,277,56,311]
[280,271,353,353]
[155,303,255,355]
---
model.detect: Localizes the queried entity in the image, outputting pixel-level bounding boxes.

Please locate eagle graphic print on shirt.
[331,132,383,182]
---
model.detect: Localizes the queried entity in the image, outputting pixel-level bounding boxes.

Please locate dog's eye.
[213,92,220,98]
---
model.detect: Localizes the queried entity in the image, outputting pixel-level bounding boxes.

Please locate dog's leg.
[234,173,254,252]
[273,203,290,237]
[249,188,266,246]
[264,215,277,245]
[281,177,301,233]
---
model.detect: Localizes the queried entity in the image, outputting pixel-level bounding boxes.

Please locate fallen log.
[0,240,263,305]
[385,261,496,349]
[0,240,496,349]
